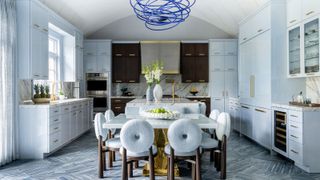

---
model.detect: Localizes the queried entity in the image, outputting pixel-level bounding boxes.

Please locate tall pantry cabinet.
[238,0,305,149]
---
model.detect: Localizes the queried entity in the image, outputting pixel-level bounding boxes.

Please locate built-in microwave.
[86,73,109,112]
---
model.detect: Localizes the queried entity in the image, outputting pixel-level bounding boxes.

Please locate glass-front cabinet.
[288,16,320,78]
[304,18,319,75]
[288,25,301,77]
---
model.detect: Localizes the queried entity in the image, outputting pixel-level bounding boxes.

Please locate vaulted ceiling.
[39,0,268,37]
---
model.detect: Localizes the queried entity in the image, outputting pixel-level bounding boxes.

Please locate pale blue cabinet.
[84,40,111,73]
[253,108,271,149]
[240,104,253,138]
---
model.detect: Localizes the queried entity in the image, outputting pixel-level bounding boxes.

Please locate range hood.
[140,41,180,74]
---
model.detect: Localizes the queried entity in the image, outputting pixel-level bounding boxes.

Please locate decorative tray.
[289,101,320,107]
[140,109,180,120]
[32,98,50,104]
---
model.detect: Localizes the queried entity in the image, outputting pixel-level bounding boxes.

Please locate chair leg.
[128,161,133,178]
[98,137,104,178]
[112,151,116,162]
[108,151,113,168]
[122,148,128,180]
[169,147,175,180]
[167,157,170,180]
[210,149,214,162]
[102,151,106,170]
[221,136,227,179]
[149,147,155,180]
[196,148,201,180]
[215,150,221,171]
[192,163,196,180]
[134,160,139,168]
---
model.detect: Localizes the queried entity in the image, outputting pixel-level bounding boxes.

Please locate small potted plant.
[58,90,65,100]
[32,83,50,104]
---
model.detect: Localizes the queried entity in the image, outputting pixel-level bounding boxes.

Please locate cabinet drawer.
[289,120,303,132]
[289,129,303,144]
[49,132,61,151]
[49,107,60,117]
[71,104,78,111]
[288,110,303,123]
[62,105,71,114]
[49,115,61,125]
[289,140,303,163]
[49,122,61,134]
[111,99,125,103]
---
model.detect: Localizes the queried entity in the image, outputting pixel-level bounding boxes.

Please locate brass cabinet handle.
[306,11,314,16]
[185,80,192,83]
[255,108,266,113]
[198,53,206,56]
[115,54,123,57]
[129,54,136,56]
[115,100,122,102]
[185,53,192,56]
[115,80,122,83]
[114,107,121,109]
[199,80,206,82]
[128,80,136,83]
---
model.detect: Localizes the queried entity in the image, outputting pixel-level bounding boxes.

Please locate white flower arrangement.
[142,61,164,85]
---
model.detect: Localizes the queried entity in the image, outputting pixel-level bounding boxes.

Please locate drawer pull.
[185,80,192,83]
[243,37,247,41]
[42,28,48,32]
[115,54,123,57]
[290,115,298,118]
[290,19,297,24]
[128,80,136,83]
[33,24,40,28]
[185,53,192,56]
[290,149,299,154]
[290,135,298,139]
[241,106,249,109]
[54,127,59,130]
[129,54,136,56]
[290,125,299,128]
[114,107,121,109]
[33,74,40,77]
[53,139,59,143]
[199,80,206,82]
[54,119,59,122]
[257,29,263,33]
[198,53,206,56]
[54,110,58,113]
[306,11,314,16]
[115,80,122,83]
[115,100,122,102]
[255,108,266,113]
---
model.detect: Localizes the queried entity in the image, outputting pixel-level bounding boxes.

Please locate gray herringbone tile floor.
[1,129,320,180]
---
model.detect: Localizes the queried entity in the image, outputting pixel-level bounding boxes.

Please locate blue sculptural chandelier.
[130,0,196,31]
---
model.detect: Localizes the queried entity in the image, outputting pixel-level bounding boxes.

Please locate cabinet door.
[97,55,111,73]
[224,56,237,71]
[240,105,253,138]
[84,42,96,56]
[234,107,241,132]
[304,17,319,76]
[97,42,111,56]
[253,108,271,148]
[195,57,208,82]
[181,57,195,82]
[210,42,224,56]
[302,0,320,20]
[195,43,208,57]
[210,71,225,97]
[288,25,302,77]
[211,56,224,72]
[225,42,238,56]
[181,43,195,56]
[225,71,238,98]
[126,44,140,57]
[125,57,140,83]
[112,56,126,83]
[31,28,43,79]
[76,47,83,80]
[84,55,97,73]
[60,113,70,144]
[41,31,49,79]
[211,97,225,112]
[229,106,235,130]
[287,0,302,27]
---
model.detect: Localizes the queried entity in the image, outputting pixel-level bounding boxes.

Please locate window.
[48,36,60,82]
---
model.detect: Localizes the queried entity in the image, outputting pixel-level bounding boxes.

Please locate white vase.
[153,84,163,102]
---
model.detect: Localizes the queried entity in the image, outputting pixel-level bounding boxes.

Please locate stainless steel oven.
[86,73,109,113]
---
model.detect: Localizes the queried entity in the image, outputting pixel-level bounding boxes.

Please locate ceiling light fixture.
[130,0,196,31]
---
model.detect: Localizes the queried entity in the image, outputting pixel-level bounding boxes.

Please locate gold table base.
[142,129,179,176]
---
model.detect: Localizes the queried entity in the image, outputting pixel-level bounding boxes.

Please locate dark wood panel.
[126,43,140,57]
[181,56,195,83]
[112,56,126,83]
[195,56,209,83]
[111,98,135,115]
[125,57,140,83]
[181,43,195,57]
[195,43,209,57]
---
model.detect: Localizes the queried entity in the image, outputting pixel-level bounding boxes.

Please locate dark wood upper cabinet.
[112,43,141,83]
[181,43,195,56]
[181,43,209,83]
[195,43,208,57]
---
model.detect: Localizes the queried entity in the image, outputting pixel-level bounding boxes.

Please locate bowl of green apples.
[140,108,180,120]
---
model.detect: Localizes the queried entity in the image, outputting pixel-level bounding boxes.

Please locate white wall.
[87,15,233,40]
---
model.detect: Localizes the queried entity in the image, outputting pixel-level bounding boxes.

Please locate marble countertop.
[20,98,92,108]
[272,103,320,112]
[128,98,198,104]
[111,95,210,99]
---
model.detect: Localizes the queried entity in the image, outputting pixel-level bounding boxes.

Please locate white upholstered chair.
[201,112,231,179]
[94,113,122,178]
[202,109,220,161]
[120,119,157,180]
[165,119,202,180]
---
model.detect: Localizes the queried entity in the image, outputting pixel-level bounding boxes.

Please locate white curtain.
[0,0,17,166]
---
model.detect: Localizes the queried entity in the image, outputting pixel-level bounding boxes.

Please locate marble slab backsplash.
[19,80,75,102]
[306,77,320,103]
[112,75,209,97]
